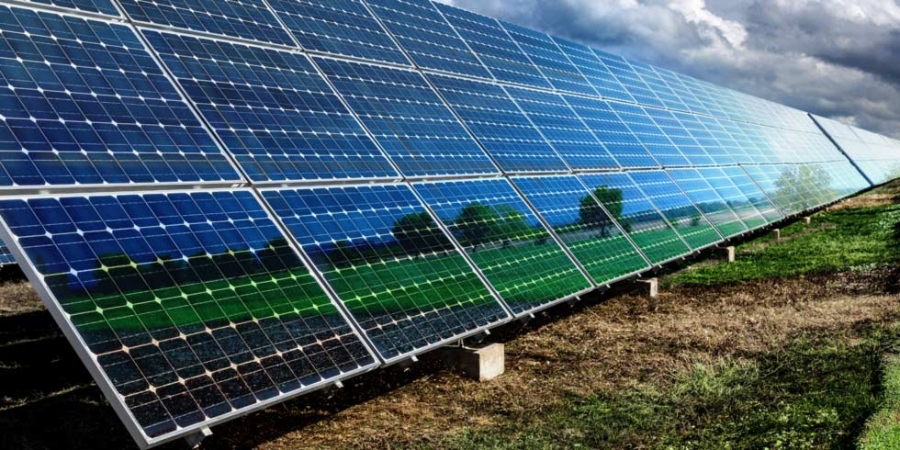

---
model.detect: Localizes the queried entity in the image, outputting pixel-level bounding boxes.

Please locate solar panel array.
[0,0,895,447]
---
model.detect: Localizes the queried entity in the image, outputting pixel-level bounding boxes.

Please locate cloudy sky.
[435,0,900,138]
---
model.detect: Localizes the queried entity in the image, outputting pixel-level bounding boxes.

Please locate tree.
[392,212,451,259]
[774,165,836,212]
[579,186,629,237]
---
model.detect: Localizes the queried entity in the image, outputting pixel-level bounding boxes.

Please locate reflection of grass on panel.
[716,221,748,238]
[465,243,592,313]
[555,232,648,283]
[673,224,721,250]
[628,227,690,264]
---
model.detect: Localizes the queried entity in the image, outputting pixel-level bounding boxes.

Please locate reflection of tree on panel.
[774,165,836,212]
[453,202,546,252]
[579,186,630,237]
[392,212,453,259]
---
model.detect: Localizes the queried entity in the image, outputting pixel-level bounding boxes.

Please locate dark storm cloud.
[435,0,900,137]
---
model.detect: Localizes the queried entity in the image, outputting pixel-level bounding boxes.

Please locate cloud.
[434,0,900,138]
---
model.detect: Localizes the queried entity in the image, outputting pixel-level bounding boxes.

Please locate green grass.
[666,204,900,287]
[860,355,900,449]
[428,325,899,450]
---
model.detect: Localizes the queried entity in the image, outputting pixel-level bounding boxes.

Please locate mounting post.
[185,427,212,449]
[804,217,812,226]
[438,343,506,382]
[639,278,660,311]
[724,246,736,263]
[773,228,782,242]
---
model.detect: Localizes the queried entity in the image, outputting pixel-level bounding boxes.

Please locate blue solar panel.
[511,175,649,283]
[628,170,722,250]
[608,103,690,167]
[266,0,410,66]
[0,189,376,445]
[144,30,398,183]
[16,0,120,16]
[562,96,658,169]
[697,167,771,230]
[261,184,510,362]
[364,0,492,79]
[434,2,551,90]
[426,74,568,173]
[648,110,714,166]
[413,178,594,316]
[629,61,688,112]
[652,67,710,115]
[668,168,748,238]
[314,57,498,177]
[504,86,618,170]
[0,7,241,187]
[814,115,900,184]
[551,36,634,103]
[719,166,784,224]
[592,49,665,108]
[578,172,692,264]
[500,22,595,96]
[118,0,295,46]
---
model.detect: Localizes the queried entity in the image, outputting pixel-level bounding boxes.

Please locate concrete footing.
[438,343,505,382]
[185,427,212,449]
[773,228,781,242]
[639,278,659,311]
[724,246,735,263]
[804,217,812,226]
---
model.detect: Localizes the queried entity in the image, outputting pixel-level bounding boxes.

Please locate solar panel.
[812,115,900,185]
[426,74,568,173]
[16,0,119,16]
[592,49,665,108]
[667,168,749,238]
[266,0,410,66]
[627,170,722,250]
[578,173,692,265]
[694,116,738,165]
[562,96,659,169]
[551,36,634,103]
[511,175,649,284]
[695,167,769,230]
[651,66,710,116]
[628,61,688,112]
[499,22,595,96]
[741,164,823,215]
[413,178,594,316]
[608,103,690,167]
[313,57,498,177]
[260,184,510,362]
[0,189,377,446]
[719,166,784,224]
[0,7,241,187]
[644,109,714,166]
[144,30,399,183]
[503,86,619,170]
[364,0,492,79]
[434,2,551,90]
[117,0,295,47]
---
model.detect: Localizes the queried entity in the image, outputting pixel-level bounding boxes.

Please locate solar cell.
[503,86,619,170]
[500,22,595,96]
[364,0,492,79]
[266,0,410,66]
[314,57,498,177]
[741,164,836,215]
[0,7,241,187]
[117,0,295,46]
[562,96,658,169]
[651,66,710,115]
[643,109,713,166]
[144,30,398,183]
[0,189,376,446]
[15,0,119,16]
[434,2,551,90]
[261,184,510,362]
[608,103,690,167]
[668,168,748,238]
[511,175,649,284]
[413,178,594,316]
[426,74,568,173]
[629,60,688,112]
[627,170,722,250]
[551,36,634,103]
[578,173,692,265]
[696,167,769,230]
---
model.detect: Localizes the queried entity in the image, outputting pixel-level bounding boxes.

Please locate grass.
[860,355,900,449]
